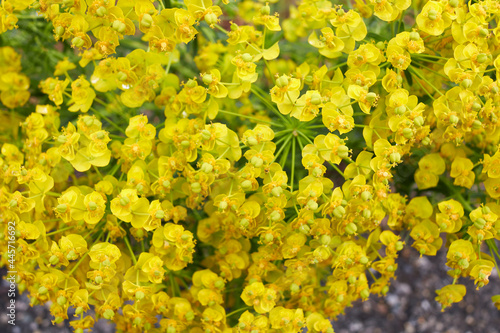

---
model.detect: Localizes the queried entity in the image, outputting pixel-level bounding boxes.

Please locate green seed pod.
[276,75,289,88]
[191,182,202,193]
[72,36,85,48]
[345,222,357,235]
[141,13,153,28]
[202,73,213,85]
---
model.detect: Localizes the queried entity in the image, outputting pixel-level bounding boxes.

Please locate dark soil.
[1,246,499,333]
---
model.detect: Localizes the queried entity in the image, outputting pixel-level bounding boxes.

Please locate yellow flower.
[416,1,452,36]
[450,157,475,189]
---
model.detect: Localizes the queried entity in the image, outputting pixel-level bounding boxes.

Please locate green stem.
[226,306,252,317]
[291,137,296,192]
[273,134,293,163]
[47,226,75,236]
[218,109,281,127]
[124,236,137,265]
[440,177,474,212]
[91,107,126,134]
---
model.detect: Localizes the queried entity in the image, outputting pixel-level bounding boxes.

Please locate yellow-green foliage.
[1,0,500,332]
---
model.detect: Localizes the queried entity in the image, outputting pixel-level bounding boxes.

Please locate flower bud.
[260,4,270,15]
[375,41,385,50]
[141,13,153,28]
[276,75,289,88]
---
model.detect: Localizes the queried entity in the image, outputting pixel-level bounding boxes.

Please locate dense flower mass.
[1,0,500,332]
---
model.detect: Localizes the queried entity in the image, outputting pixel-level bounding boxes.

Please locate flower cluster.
[2,0,500,332]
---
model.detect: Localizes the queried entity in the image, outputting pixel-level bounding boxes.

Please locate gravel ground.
[1,246,499,333]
